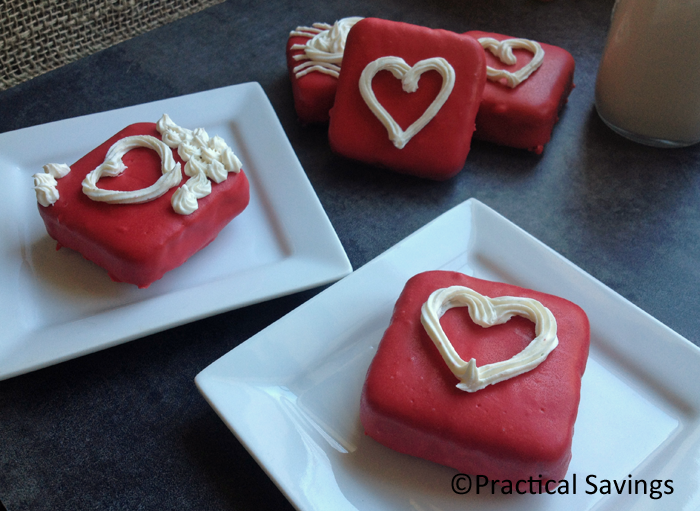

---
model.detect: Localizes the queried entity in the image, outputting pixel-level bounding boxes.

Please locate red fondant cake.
[286,17,362,124]
[328,18,486,180]
[287,34,338,124]
[34,120,249,288]
[360,271,589,482]
[466,31,575,154]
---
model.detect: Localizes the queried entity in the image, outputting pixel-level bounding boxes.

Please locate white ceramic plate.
[196,198,700,511]
[0,82,351,381]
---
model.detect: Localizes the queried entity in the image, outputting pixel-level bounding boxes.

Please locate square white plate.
[0,82,351,381]
[196,198,700,511]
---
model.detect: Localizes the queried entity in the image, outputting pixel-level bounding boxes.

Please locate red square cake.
[466,31,575,154]
[32,116,250,288]
[328,18,486,180]
[286,17,363,124]
[360,271,589,482]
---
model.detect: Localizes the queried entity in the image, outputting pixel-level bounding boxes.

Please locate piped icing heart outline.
[359,56,456,150]
[478,37,545,88]
[81,135,183,205]
[420,285,558,392]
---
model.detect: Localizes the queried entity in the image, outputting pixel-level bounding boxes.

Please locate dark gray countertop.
[1,0,699,509]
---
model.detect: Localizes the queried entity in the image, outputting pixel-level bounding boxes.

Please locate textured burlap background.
[0,0,225,91]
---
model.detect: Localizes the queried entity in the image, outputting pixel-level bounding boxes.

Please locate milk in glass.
[595,0,700,147]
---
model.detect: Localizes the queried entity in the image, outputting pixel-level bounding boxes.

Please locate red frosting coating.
[286,34,339,124]
[360,271,590,482]
[467,31,575,154]
[37,122,250,288]
[328,18,486,180]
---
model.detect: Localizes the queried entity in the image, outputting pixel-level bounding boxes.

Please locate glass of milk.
[595,0,700,148]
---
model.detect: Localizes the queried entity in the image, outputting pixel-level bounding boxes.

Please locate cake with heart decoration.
[286,17,363,124]
[32,115,250,288]
[328,18,486,180]
[360,270,590,483]
[466,31,576,154]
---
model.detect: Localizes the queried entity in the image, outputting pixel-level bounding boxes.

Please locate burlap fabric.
[0,0,225,91]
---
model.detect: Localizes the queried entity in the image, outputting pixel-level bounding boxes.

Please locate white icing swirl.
[170,169,211,215]
[181,168,212,197]
[82,135,182,204]
[156,114,242,182]
[420,285,558,393]
[156,114,241,215]
[478,37,545,88]
[171,184,199,215]
[290,17,363,78]
[33,173,60,207]
[359,56,455,149]
[44,163,71,179]
[32,163,72,206]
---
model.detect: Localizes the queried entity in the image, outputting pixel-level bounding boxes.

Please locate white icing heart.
[82,135,183,205]
[359,56,456,149]
[420,285,558,392]
[479,37,545,88]
[64,115,241,215]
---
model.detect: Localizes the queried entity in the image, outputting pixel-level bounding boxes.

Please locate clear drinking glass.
[595,0,700,148]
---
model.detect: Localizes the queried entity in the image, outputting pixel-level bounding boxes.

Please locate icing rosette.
[33,173,60,207]
[32,163,72,206]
